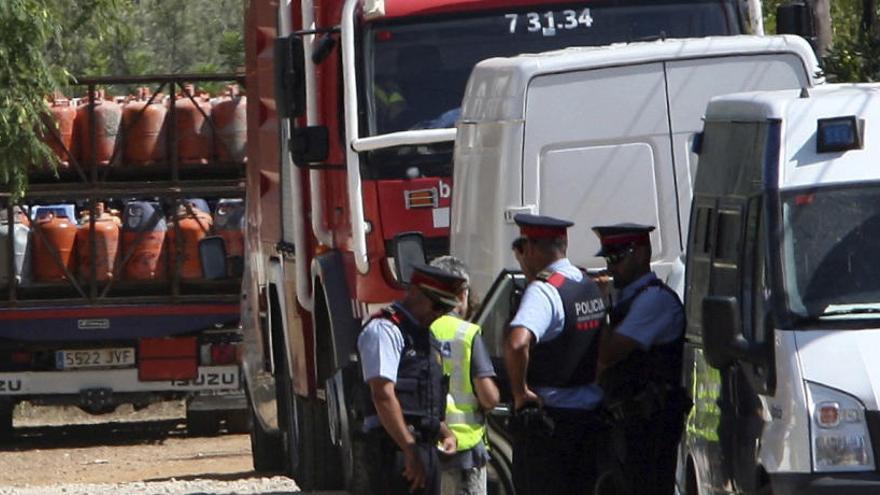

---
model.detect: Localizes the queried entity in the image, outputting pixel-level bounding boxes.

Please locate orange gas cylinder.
[121,201,166,281]
[32,210,77,282]
[44,97,77,168]
[167,202,213,280]
[211,85,247,163]
[76,202,120,281]
[174,85,213,165]
[213,199,244,276]
[123,88,167,166]
[75,90,122,167]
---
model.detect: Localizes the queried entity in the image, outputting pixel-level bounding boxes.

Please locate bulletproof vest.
[362,305,447,433]
[527,270,606,388]
[602,278,685,401]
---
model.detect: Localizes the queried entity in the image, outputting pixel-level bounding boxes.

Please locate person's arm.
[470,333,499,411]
[597,329,640,377]
[438,421,457,454]
[474,377,500,411]
[368,377,426,492]
[505,326,539,410]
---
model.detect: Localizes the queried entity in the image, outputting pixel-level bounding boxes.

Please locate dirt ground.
[0,401,259,487]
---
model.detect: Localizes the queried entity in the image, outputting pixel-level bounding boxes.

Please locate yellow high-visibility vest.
[431,314,485,452]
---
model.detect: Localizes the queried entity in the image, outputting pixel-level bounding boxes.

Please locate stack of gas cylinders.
[42,84,247,171]
[0,199,244,286]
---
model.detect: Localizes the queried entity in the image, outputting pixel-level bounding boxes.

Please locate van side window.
[740,197,762,341]
[686,203,715,337]
[710,207,743,298]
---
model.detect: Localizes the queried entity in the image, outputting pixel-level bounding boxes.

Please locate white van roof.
[705,84,880,190]
[460,35,821,123]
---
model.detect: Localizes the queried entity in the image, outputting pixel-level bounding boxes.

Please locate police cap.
[592,223,655,256]
[514,213,574,240]
[410,263,467,309]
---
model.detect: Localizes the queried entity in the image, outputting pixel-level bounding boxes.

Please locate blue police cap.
[592,223,655,256]
[514,214,574,239]
[410,263,467,308]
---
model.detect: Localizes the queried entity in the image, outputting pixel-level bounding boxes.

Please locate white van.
[679,84,880,494]
[450,35,821,297]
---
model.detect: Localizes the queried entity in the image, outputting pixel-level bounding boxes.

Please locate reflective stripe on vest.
[430,314,486,452]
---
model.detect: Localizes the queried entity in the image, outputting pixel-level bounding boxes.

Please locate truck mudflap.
[0,365,240,396]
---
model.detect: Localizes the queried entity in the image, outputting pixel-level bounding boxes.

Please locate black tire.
[292,394,343,490]
[250,399,285,472]
[223,408,251,434]
[186,409,221,437]
[0,402,13,443]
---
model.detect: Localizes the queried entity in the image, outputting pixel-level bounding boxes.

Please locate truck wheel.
[250,400,285,472]
[292,395,343,491]
[223,408,251,434]
[186,409,221,437]
[0,402,13,443]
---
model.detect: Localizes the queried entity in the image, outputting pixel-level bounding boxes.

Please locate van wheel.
[0,402,13,443]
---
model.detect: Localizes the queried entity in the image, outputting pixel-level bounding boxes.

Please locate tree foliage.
[0,0,61,197]
[0,0,244,197]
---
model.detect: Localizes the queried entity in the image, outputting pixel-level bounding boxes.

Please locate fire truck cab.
[243,0,774,491]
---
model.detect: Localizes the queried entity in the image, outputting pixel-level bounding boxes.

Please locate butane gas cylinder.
[45,97,77,169]
[76,202,120,281]
[174,85,213,165]
[0,208,30,286]
[32,207,77,282]
[121,201,166,281]
[213,198,244,277]
[75,90,122,167]
[123,88,167,166]
[167,201,213,280]
[211,85,247,163]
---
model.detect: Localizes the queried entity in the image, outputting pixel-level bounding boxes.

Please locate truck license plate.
[56,348,136,370]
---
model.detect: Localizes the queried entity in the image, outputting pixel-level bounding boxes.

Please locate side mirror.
[274,35,306,119]
[199,236,228,280]
[291,125,329,165]
[391,232,426,285]
[776,2,816,40]
[312,34,337,65]
[701,296,762,368]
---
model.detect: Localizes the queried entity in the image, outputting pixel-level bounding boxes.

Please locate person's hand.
[402,444,427,493]
[513,388,542,411]
[591,270,612,300]
[439,431,457,455]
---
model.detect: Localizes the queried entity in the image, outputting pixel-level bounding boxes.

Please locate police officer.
[428,256,499,495]
[592,223,688,495]
[505,214,608,495]
[358,264,463,495]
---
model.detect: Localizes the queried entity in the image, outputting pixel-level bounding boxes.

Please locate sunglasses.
[603,247,635,265]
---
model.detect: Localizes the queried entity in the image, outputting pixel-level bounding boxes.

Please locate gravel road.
[0,401,344,495]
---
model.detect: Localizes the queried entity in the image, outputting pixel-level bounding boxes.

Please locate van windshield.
[781,185,880,320]
[363,0,741,135]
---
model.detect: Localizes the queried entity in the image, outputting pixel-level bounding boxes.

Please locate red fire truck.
[242,0,770,491]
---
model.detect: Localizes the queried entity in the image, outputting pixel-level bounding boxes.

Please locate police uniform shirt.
[358,302,418,384]
[509,258,604,410]
[614,272,685,348]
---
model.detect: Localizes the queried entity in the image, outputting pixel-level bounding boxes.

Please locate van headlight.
[806,381,875,472]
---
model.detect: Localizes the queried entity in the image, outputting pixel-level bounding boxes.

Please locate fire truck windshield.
[364,0,741,135]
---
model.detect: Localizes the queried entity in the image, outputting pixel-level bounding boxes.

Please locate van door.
[665,53,811,248]
[521,63,672,270]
